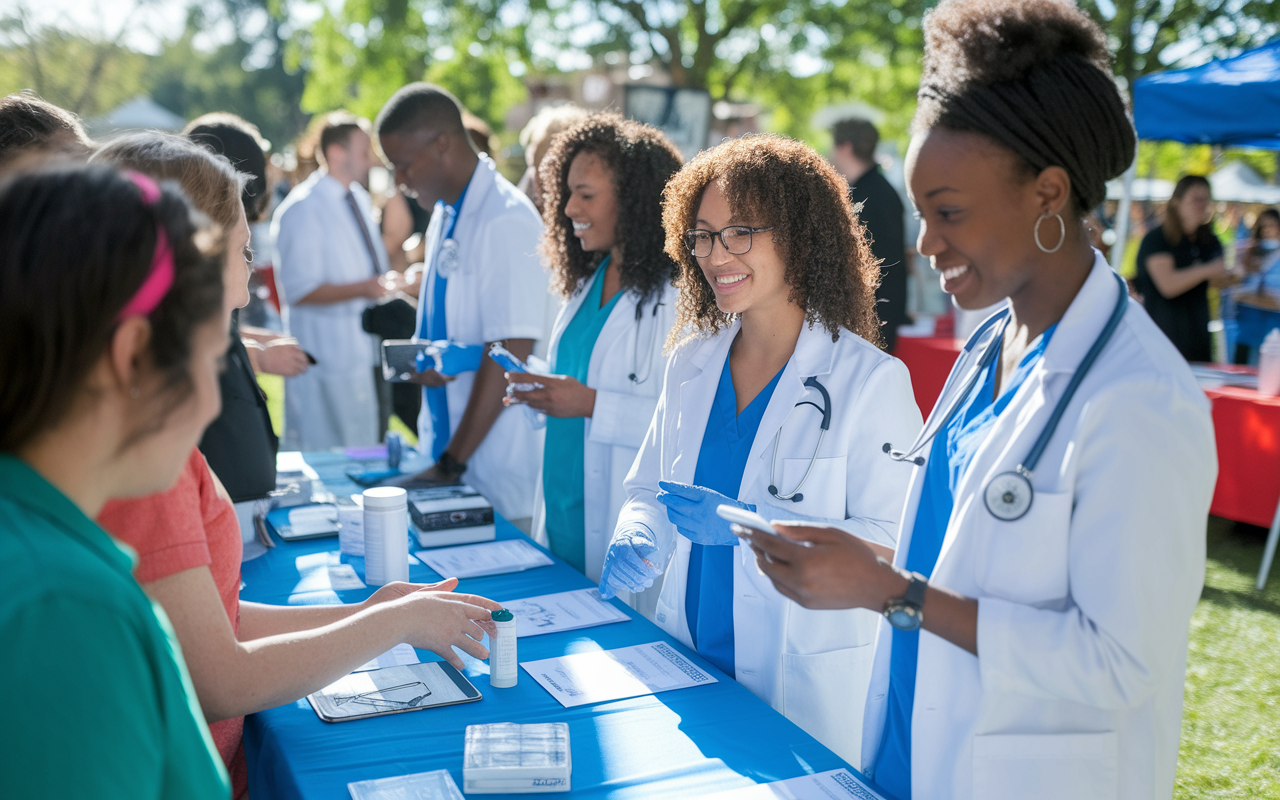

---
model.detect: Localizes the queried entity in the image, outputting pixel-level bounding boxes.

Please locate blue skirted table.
[241,452,884,799]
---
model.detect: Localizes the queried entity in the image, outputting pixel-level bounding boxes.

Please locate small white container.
[1260,329,1280,396]
[489,609,517,688]
[363,487,409,586]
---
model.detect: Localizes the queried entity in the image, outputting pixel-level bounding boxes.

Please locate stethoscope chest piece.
[984,470,1033,521]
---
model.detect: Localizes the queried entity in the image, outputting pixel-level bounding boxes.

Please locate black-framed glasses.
[684,226,774,258]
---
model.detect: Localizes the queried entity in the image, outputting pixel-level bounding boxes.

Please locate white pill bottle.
[489,609,517,688]
[363,487,409,586]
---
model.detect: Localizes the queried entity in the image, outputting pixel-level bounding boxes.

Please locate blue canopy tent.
[1112,39,1280,275]
[1123,40,1280,591]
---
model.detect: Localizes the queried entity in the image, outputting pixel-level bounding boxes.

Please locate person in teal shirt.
[506,113,683,607]
[0,165,231,798]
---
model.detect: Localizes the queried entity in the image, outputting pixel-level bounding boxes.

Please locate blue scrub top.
[543,257,622,573]
[421,182,470,459]
[685,351,786,677]
[873,322,1057,800]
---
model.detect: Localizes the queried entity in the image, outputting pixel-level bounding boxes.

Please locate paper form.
[416,539,553,579]
[499,588,630,637]
[696,769,889,800]
[521,641,717,708]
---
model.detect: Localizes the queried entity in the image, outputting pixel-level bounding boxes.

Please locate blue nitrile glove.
[433,340,485,376]
[599,527,664,600]
[656,480,753,546]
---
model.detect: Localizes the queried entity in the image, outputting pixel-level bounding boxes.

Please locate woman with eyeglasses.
[597,134,922,763]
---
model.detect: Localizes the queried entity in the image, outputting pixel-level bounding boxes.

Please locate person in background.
[0,91,94,167]
[598,134,922,763]
[743,3,1213,798]
[517,103,590,214]
[376,82,549,530]
[0,164,230,798]
[1134,174,1232,362]
[463,111,498,157]
[181,114,305,512]
[506,113,681,614]
[95,132,501,800]
[273,111,401,449]
[1231,207,1280,363]
[832,117,908,352]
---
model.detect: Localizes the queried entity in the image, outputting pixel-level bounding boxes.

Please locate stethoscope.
[883,270,1129,521]
[627,298,665,385]
[768,376,832,502]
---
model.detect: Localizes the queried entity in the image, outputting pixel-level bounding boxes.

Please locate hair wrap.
[915,0,1135,212]
[115,171,175,322]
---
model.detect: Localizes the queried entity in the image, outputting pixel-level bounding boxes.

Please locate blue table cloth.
[242,453,889,799]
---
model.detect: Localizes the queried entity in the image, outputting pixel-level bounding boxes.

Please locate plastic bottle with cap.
[488,609,517,688]
[363,487,409,586]
[1260,328,1280,396]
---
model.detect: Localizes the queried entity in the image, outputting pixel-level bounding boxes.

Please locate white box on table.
[463,722,570,794]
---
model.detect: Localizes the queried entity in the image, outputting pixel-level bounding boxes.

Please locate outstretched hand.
[393,589,502,670]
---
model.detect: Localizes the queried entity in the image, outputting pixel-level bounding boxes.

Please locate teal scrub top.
[543,257,624,573]
[873,322,1057,800]
[0,454,229,800]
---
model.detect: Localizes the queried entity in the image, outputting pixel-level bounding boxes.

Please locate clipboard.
[307,661,482,723]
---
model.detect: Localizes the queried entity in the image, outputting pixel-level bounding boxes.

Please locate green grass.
[1178,517,1280,798]
[252,375,1277,794]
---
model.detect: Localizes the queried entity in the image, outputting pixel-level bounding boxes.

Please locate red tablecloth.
[893,337,1280,528]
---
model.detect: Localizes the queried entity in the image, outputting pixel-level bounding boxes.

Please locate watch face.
[886,604,922,632]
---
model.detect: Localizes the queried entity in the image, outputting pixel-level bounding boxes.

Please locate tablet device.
[307,661,482,723]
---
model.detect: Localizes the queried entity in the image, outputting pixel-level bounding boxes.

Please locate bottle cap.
[491,609,514,622]
[362,486,408,510]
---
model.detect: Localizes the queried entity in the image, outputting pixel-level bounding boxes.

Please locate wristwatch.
[883,568,928,631]
[436,451,467,481]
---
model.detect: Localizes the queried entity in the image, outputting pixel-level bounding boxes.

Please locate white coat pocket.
[777,456,846,520]
[973,731,1117,800]
[973,489,1072,605]
[781,645,873,766]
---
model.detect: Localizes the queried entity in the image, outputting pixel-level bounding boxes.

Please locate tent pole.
[1110,153,1138,273]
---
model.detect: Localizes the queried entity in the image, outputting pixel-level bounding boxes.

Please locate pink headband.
[115,172,175,323]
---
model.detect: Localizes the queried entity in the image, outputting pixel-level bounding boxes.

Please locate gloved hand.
[416,341,485,377]
[656,480,753,546]
[599,527,664,600]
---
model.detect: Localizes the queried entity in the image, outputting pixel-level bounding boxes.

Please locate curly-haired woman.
[504,113,683,605]
[742,2,1216,798]
[597,133,922,763]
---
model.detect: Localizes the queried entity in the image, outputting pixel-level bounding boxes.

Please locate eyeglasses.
[683,226,774,258]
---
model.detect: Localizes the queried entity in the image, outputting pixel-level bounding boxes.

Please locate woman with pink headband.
[0,165,232,798]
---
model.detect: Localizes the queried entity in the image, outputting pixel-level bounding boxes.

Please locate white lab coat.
[859,253,1216,800]
[272,171,387,450]
[530,274,677,612]
[616,321,923,764]
[415,155,549,524]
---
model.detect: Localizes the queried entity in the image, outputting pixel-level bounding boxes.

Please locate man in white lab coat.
[375,84,548,529]
[273,112,396,450]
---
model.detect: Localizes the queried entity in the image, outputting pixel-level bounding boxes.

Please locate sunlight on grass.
[1177,517,1280,799]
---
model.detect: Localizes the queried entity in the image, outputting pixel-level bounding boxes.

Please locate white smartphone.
[716,505,780,537]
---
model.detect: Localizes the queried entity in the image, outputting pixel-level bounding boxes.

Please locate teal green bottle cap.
[491,609,514,622]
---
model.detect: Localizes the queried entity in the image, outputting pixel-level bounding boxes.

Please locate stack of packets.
[463,723,571,794]
[347,769,462,800]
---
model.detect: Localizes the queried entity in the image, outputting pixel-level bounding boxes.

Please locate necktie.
[345,190,384,275]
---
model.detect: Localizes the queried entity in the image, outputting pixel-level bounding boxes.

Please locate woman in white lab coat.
[743,3,1217,799]
[598,134,923,764]
[506,114,681,611]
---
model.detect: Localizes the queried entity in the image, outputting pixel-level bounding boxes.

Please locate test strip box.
[463,722,571,794]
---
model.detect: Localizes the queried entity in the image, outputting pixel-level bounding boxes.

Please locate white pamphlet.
[696,769,888,800]
[522,641,717,708]
[416,539,553,579]
[347,768,464,800]
[353,642,420,673]
[501,588,630,637]
[293,552,366,592]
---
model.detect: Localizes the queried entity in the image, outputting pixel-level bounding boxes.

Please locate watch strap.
[902,571,928,607]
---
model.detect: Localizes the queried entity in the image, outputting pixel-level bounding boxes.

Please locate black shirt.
[1134,225,1223,362]
[848,166,907,351]
[198,313,278,503]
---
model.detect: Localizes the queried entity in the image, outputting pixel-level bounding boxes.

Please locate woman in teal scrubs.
[507,113,683,606]
[0,165,233,798]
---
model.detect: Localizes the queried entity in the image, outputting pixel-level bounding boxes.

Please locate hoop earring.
[1034,212,1066,254]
